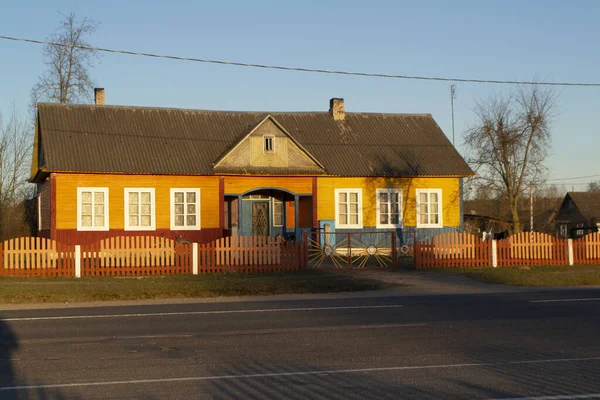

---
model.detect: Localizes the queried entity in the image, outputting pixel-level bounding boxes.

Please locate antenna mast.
[450,85,456,146]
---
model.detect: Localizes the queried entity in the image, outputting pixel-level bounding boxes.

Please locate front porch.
[223,188,314,242]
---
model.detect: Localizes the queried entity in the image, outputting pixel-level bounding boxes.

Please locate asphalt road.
[1,290,599,399]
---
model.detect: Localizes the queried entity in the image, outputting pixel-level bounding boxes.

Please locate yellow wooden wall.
[223,176,313,195]
[55,174,220,230]
[316,177,461,227]
[55,173,462,230]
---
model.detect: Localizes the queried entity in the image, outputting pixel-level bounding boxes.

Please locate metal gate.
[305,230,415,269]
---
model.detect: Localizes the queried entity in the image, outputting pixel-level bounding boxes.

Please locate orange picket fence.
[198,236,306,273]
[81,236,192,276]
[415,232,491,268]
[0,237,75,277]
[496,232,567,267]
[572,232,600,264]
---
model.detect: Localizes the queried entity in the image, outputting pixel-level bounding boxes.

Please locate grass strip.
[429,265,600,286]
[0,270,390,304]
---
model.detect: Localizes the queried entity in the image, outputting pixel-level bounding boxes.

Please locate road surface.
[1,290,599,399]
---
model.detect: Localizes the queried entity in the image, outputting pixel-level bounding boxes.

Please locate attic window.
[264,136,274,153]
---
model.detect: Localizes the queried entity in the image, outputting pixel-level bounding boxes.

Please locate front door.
[252,202,269,237]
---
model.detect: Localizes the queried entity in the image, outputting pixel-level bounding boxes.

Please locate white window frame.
[272,197,284,227]
[376,188,403,229]
[124,188,156,231]
[334,188,363,229]
[416,188,443,228]
[170,188,201,230]
[77,187,109,231]
[263,135,275,153]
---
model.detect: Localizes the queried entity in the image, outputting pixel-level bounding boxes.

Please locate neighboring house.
[463,213,510,238]
[554,192,600,238]
[30,91,473,245]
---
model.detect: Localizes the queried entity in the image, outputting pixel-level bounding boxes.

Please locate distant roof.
[32,102,473,179]
[566,192,600,220]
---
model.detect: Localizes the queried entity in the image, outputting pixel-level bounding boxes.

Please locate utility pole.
[530,182,534,232]
[450,85,456,146]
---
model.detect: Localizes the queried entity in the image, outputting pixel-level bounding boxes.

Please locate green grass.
[429,265,600,286]
[0,270,391,304]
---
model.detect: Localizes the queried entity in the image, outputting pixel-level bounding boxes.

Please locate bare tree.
[464,86,556,233]
[0,105,33,239]
[30,12,98,105]
[587,181,600,192]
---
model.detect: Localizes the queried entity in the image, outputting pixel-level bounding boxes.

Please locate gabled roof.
[31,102,474,180]
[562,192,600,220]
[212,114,325,174]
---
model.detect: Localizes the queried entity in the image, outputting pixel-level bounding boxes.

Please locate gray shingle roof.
[34,102,473,178]
[566,192,600,220]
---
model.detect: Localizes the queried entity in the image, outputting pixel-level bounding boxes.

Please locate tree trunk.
[509,199,522,234]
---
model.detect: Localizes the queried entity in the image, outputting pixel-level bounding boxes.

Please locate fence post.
[192,243,198,275]
[414,241,421,269]
[74,245,81,278]
[391,231,397,269]
[491,240,498,268]
[567,239,574,266]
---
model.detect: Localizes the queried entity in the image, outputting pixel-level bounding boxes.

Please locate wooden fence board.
[573,232,600,264]
[416,232,491,269]
[0,237,74,277]
[196,235,303,272]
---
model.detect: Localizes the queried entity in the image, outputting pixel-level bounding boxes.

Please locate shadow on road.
[0,318,83,400]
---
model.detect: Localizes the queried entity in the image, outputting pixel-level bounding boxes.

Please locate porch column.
[294,195,300,241]
[237,195,243,236]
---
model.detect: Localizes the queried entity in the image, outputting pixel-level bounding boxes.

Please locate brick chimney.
[94,88,105,105]
[329,98,345,121]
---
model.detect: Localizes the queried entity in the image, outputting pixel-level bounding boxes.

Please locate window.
[170,189,201,230]
[576,223,585,237]
[264,136,274,152]
[124,188,155,231]
[376,189,402,228]
[416,189,443,228]
[272,197,283,227]
[559,224,568,238]
[77,188,109,231]
[335,189,363,229]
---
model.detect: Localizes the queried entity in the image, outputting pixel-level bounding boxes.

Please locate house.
[463,212,510,238]
[464,197,561,236]
[554,192,600,238]
[30,90,473,246]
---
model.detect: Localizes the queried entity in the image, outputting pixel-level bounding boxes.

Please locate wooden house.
[30,91,473,245]
[554,192,600,238]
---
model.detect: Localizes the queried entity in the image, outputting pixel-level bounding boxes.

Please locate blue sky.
[1,0,598,188]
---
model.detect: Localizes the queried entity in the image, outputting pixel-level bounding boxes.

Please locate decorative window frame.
[416,188,443,228]
[376,188,403,229]
[334,188,363,229]
[170,188,201,230]
[124,188,156,231]
[77,187,109,231]
[272,196,284,227]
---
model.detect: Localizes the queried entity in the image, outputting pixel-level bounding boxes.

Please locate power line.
[2,34,600,87]
[547,173,600,182]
